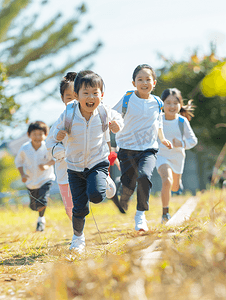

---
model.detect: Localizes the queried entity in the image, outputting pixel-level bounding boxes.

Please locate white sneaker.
[69,234,85,253]
[135,212,149,231]
[106,175,116,198]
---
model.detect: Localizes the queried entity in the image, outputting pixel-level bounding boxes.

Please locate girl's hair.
[132,64,157,81]
[27,121,49,136]
[60,72,77,97]
[74,70,104,94]
[161,88,195,121]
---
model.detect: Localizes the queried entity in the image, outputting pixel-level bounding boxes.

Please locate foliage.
[0,150,20,193]
[0,62,20,127]
[0,0,102,133]
[155,46,226,150]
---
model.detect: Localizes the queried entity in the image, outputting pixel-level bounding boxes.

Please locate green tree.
[154,46,226,189]
[0,0,102,133]
[0,62,19,127]
[155,47,226,150]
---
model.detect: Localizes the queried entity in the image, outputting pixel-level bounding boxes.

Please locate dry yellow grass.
[1,190,225,299]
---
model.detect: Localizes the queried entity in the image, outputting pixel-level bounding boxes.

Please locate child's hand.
[172,138,183,148]
[162,139,173,149]
[109,121,120,134]
[56,130,67,141]
[21,174,29,183]
[39,164,49,171]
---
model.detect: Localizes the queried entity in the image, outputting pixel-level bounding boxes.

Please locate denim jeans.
[118,148,157,211]
[68,160,109,235]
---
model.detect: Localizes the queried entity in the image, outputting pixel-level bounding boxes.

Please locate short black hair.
[27,121,49,136]
[60,72,77,97]
[132,64,157,81]
[74,70,104,94]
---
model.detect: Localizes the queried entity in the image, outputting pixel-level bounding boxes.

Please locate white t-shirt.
[15,141,55,189]
[156,114,198,173]
[113,92,163,151]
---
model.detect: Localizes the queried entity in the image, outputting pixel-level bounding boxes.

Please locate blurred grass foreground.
[0,189,226,299]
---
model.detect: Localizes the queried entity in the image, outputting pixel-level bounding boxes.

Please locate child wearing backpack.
[113,64,172,232]
[156,88,198,223]
[46,72,77,221]
[46,70,124,253]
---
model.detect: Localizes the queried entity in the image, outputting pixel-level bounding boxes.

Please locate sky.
[8,0,226,136]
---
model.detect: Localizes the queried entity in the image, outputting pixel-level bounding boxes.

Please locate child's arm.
[182,118,198,150]
[114,157,121,171]
[173,118,198,149]
[45,112,67,151]
[17,166,29,183]
[107,141,111,152]
[108,108,124,133]
[158,128,173,149]
[39,159,55,171]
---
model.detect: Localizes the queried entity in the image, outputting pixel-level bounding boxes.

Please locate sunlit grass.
[1,190,225,299]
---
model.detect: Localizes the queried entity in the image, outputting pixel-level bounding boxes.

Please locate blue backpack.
[121,90,163,117]
[122,90,184,138]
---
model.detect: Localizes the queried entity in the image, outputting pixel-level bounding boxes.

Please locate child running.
[156,88,198,223]
[47,72,77,220]
[15,121,55,231]
[113,64,172,232]
[46,70,124,253]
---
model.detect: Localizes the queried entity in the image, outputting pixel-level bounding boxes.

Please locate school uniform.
[46,103,124,235]
[113,92,163,211]
[15,141,55,211]
[156,114,198,174]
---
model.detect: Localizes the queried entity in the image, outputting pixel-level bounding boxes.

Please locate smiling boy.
[15,121,55,231]
[46,70,124,253]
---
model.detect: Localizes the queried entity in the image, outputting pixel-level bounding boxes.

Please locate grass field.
[0,189,225,299]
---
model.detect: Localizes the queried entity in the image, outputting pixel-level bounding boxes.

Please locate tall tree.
[0,0,102,135]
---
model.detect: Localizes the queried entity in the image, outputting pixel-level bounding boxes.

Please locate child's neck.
[135,90,151,99]
[31,141,42,151]
[79,106,93,121]
[164,113,177,120]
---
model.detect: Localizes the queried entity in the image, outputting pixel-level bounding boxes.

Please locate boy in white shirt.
[46,70,124,253]
[15,121,55,231]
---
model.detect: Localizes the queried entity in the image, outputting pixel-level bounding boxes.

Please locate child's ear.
[153,80,157,87]
[101,92,104,98]
[74,91,78,99]
[132,81,136,87]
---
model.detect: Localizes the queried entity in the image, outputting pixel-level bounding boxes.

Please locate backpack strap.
[178,116,184,137]
[64,101,108,133]
[122,91,133,117]
[97,104,109,132]
[122,91,163,117]
[153,96,163,113]
[65,101,77,134]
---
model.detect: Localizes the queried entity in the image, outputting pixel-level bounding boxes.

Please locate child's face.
[75,83,103,116]
[164,95,181,120]
[61,82,75,105]
[132,68,156,98]
[28,129,46,148]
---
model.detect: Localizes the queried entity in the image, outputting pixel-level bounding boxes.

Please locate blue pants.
[68,161,109,235]
[118,148,157,211]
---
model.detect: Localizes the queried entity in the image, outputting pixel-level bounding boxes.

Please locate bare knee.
[162,176,173,188]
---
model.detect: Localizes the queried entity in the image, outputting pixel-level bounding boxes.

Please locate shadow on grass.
[0,254,43,266]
